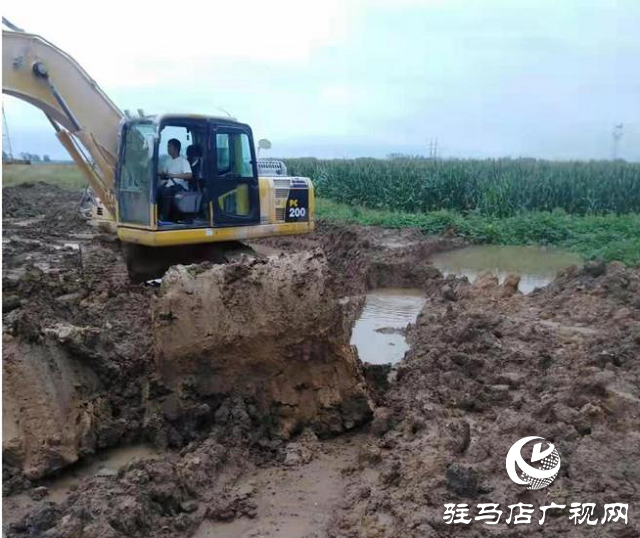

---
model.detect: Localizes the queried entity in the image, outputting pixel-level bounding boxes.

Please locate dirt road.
[3,182,639,537]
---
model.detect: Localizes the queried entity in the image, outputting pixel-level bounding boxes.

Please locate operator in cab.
[158,138,192,221]
[186,143,204,187]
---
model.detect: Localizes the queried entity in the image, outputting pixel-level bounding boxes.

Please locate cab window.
[118,122,155,225]
[216,132,253,178]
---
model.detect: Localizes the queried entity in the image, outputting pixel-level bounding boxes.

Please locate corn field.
[284,157,640,217]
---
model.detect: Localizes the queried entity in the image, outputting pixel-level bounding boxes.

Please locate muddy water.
[350,289,426,365]
[431,245,582,293]
[42,444,160,503]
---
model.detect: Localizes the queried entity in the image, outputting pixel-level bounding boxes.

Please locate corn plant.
[284,157,640,216]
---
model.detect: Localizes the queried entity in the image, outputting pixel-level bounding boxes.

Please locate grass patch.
[316,198,640,266]
[2,163,86,191]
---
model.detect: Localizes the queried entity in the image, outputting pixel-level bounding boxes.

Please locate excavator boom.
[2,28,122,215]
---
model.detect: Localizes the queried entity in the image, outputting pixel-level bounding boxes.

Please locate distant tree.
[43,154,51,162]
[387,153,422,160]
[2,151,7,160]
[31,154,41,162]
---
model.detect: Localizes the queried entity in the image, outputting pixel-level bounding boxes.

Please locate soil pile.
[153,251,372,438]
[2,184,372,498]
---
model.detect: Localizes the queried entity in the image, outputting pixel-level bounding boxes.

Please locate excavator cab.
[116,115,260,231]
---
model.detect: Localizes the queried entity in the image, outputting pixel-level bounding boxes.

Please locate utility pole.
[612,123,623,160]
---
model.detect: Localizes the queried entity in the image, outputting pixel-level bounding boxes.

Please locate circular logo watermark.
[505,436,560,490]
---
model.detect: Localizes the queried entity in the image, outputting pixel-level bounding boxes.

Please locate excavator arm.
[2,25,123,216]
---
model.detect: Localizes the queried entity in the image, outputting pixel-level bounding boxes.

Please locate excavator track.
[122,241,256,283]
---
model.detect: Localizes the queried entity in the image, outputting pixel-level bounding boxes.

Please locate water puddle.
[350,289,426,365]
[42,444,160,503]
[431,245,582,294]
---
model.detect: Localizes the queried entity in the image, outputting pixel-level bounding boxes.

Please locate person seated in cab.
[186,143,204,188]
[158,138,192,221]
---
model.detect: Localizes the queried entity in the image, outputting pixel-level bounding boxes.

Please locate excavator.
[2,19,314,280]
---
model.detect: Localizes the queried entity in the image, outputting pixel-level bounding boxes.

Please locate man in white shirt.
[158,138,193,221]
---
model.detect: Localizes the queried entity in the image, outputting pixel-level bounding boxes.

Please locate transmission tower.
[428,138,438,160]
[611,123,623,160]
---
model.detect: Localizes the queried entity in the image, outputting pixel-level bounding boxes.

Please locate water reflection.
[431,245,582,293]
[350,289,426,365]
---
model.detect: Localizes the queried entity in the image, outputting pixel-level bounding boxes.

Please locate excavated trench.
[3,182,640,538]
[349,289,426,365]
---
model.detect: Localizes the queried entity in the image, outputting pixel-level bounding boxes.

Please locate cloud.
[4,0,349,87]
[3,0,639,161]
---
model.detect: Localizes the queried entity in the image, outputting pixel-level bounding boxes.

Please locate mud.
[3,184,151,487]
[3,182,640,538]
[153,253,372,438]
[2,183,373,536]
[328,265,640,538]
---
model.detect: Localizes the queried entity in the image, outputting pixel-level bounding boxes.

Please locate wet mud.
[3,182,639,537]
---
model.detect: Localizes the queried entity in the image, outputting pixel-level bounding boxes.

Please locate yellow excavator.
[2,19,314,280]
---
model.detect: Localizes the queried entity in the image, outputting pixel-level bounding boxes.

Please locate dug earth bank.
[3,182,640,538]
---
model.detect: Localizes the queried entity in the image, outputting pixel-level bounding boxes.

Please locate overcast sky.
[3,0,639,161]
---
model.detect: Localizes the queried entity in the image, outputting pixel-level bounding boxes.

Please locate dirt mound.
[2,238,154,486]
[153,250,373,438]
[329,263,640,537]
[3,244,372,489]
[2,186,375,493]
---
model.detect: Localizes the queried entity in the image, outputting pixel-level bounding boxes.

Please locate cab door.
[209,123,260,226]
[116,121,155,227]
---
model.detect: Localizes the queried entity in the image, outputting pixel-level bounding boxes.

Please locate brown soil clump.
[153,252,372,438]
